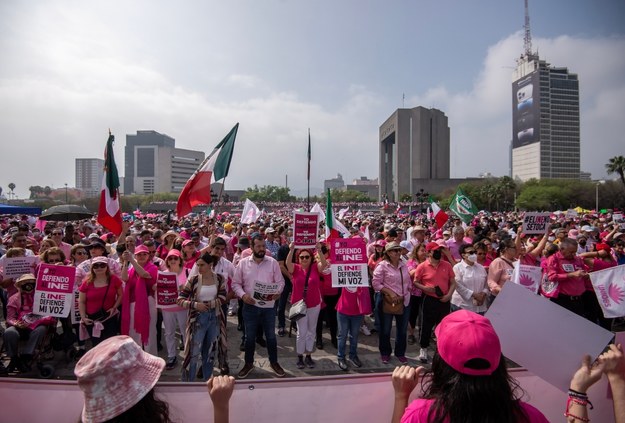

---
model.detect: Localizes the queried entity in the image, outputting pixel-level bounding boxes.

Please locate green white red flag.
[176,123,239,217]
[97,132,123,236]
[431,201,449,229]
[325,189,349,239]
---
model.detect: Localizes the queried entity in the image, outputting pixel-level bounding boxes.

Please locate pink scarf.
[121,263,155,345]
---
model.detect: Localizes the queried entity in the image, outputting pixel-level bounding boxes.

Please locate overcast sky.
[1,0,624,199]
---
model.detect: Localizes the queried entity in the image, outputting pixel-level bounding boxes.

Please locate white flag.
[241,199,261,224]
[589,264,625,318]
[512,261,541,294]
[338,207,349,220]
[310,202,326,222]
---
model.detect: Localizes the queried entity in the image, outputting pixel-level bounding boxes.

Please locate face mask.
[432,250,442,260]
[548,236,555,242]
[467,254,477,263]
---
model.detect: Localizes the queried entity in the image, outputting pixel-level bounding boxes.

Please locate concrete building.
[511,54,580,181]
[75,158,104,198]
[379,107,450,201]
[344,177,379,200]
[124,131,205,195]
[323,173,345,192]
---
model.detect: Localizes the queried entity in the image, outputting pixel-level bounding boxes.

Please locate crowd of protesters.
[0,207,623,380]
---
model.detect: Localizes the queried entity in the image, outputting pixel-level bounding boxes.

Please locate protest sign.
[330,238,368,288]
[485,282,613,392]
[511,261,541,294]
[156,271,179,309]
[34,264,75,318]
[252,281,281,308]
[293,211,319,249]
[589,264,625,318]
[3,256,37,279]
[565,209,578,219]
[70,290,81,324]
[521,212,550,235]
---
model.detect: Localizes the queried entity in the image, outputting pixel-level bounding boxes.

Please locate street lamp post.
[64,183,68,203]
[595,180,605,212]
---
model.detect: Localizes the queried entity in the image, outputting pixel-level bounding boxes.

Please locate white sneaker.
[360,324,371,336]
[418,348,428,363]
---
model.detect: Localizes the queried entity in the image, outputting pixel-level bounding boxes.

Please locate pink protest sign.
[34,264,75,317]
[156,272,179,309]
[293,212,319,249]
[329,238,369,288]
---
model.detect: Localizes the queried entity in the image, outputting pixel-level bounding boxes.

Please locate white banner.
[589,264,625,318]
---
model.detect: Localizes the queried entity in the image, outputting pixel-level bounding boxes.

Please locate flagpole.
[307,128,311,211]
[216,176,227,215]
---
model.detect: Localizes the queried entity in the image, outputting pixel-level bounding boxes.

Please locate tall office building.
[511,3,580,181]
[125,130,205,195]
[75,158,104,198]
[379,107,450,201]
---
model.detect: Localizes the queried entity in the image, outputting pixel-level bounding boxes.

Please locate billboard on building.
[512,71,540,148]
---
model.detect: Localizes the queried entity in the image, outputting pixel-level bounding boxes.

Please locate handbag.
[289,264,313,322]
[382,268,405,315]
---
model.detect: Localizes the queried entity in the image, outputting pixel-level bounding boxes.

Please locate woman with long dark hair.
[391,310,548,423]
[177,252,227,382]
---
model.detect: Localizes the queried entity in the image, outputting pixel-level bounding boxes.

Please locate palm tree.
[606,156,625,189]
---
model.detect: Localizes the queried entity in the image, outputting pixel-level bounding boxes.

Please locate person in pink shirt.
[486,239,517,297]
[390,310,549,423]
[160,249,189,370]
[545,237,588,317]
[373,242,411,365]
[336,284,371,371]
[121,245,159,354]
[78,257,123,346]
[285,242,329,369]
[413,242,456,364]
[405,244,426,345]
[315,243,339,350]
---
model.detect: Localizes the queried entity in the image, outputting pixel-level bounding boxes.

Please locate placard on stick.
[292,212,319,249]
[485,282,613,392]
[521,212,550,235]
[330,238,368,288]
[34,264,75,318]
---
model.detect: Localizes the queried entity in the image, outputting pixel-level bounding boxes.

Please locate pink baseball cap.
[435,310,502,376]
[165,249,182,259]
[181,239,194,247]
[134,245,149,255]
[75,335,165,423]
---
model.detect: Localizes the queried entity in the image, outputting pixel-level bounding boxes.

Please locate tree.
[8,182,15,199]
[242,185,296,202]
[606,155,625,189]
[399,193,413,202]
[330,189,374,203]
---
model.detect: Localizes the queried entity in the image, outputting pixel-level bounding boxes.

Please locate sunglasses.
[92,263,108,269]
[465,250,476,254]
[299,255,311,260]
[75,251,88,256]
[52,232,63,236]
[167,257,180,261]
[47,258,63,263]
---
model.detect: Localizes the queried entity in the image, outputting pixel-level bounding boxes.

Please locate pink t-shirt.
[336,287,370,316]
[401,398,548,423]
[79,275,123,315]
[290,263,322,308]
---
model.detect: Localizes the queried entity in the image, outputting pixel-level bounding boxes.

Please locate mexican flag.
[449,188,478,224]
[431,201,449,229]
[325,189,349,239]
[176,123,239,217]
[97,132,123,236]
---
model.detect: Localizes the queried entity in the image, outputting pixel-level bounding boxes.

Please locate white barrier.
[0,369,615,423]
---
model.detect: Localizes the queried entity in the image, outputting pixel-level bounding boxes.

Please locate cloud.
[407,32,625,180]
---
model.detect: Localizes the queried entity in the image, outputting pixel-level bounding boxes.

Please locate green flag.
[449,188,478,224]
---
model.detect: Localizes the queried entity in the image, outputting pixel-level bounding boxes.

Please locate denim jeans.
[373,292,382,332]
[242,303,278,364]
[185,309,219,382]
[277,279,293,329]
[337,312,363,360]
[377,300,410,357]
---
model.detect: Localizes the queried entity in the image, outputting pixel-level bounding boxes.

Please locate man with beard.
[232,235,286,379]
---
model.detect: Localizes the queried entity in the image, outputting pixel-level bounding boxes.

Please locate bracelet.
[568,389,593,409]
[563,411,590,422]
